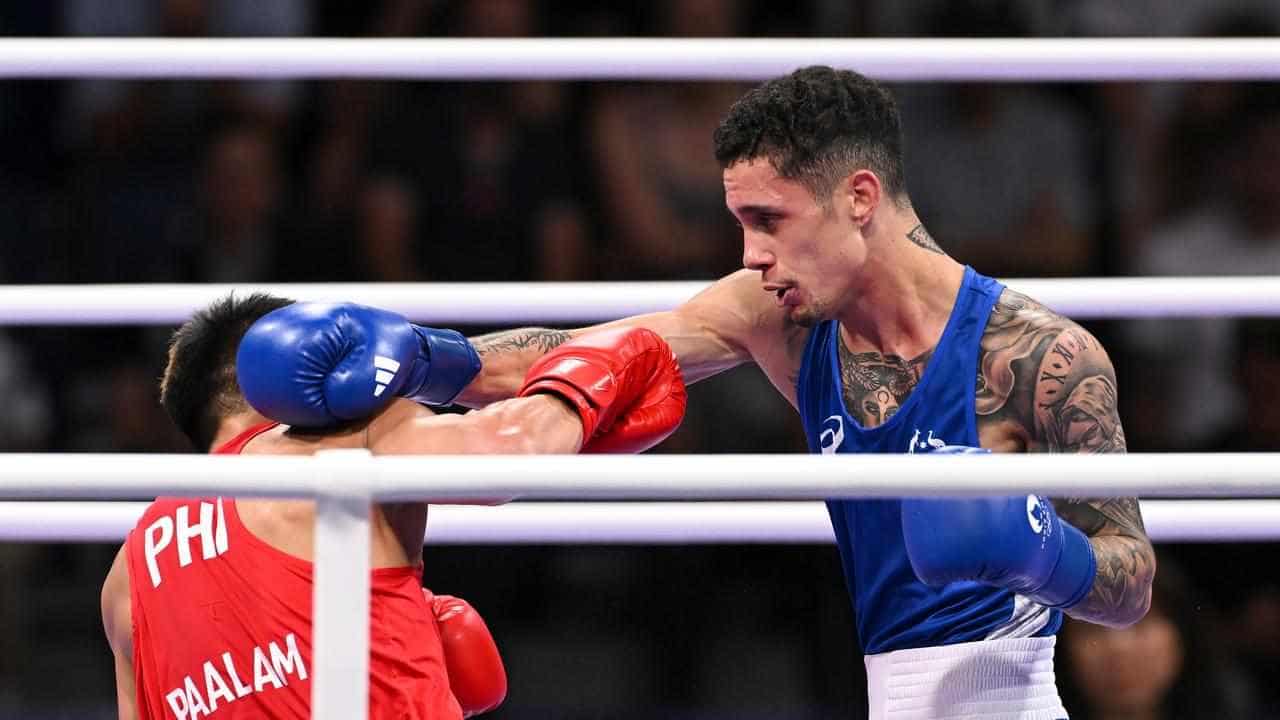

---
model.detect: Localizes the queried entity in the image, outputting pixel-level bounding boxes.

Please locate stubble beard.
[788,298,827,328]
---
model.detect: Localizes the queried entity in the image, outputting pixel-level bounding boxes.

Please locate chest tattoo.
[838,339,933,428]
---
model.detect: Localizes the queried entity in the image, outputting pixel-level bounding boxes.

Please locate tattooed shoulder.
[1030,323,1125,454]
[976,289,1125,453]
[976,288,1074,421]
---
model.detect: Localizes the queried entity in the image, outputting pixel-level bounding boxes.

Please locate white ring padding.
[0,501,1274,544]
[3,452,1280,501]
[3,38,1280,81]
[2,277,1279,325]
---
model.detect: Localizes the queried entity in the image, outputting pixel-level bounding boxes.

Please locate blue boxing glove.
[901,450,1096,609]
[236,302,481,427]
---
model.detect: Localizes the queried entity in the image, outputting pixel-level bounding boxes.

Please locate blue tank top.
[797,266,1060,654]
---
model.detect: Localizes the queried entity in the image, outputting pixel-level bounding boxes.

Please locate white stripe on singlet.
[986,594,1053,641]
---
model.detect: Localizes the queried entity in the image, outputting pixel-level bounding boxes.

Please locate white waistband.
[864,636,1067,720]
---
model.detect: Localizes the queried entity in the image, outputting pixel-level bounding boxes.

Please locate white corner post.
[311,449,374,720]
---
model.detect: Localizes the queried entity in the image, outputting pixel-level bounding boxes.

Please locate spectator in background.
[279,172,429,284]
[356,174,423,282]
[1058,554,1258,719]
[588,0,747,280]
[1219,582,1280,715]
[0,333,53,450]
[898,0,1098,278]
[1126,86,1280,449]
[441,0,591,281]
[1062,7,1280,274]
[59,0,308,289]
[1212,318,1280,452]
[61,0,308,146]
[317,0,592,282]
[169,123,285,283]
[1150,12,1280,225]
[67,360,186,452]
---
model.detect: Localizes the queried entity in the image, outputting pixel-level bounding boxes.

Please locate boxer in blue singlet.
[298,66,1156,719]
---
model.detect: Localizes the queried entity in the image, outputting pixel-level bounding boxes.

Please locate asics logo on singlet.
[373,355,400,397]
[819,415,845,455]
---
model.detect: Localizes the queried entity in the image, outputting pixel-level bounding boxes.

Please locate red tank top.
[126,422,462,719]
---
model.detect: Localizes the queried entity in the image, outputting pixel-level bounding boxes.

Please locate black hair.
[160,292,294,450]
[712,65,908,205]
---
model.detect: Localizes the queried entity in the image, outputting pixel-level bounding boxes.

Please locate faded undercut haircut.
[712,65,909,207]
[160,292,294,450]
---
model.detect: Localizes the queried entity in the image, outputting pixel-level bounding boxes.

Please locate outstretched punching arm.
[369,327,685,458]
[457,270,804,408]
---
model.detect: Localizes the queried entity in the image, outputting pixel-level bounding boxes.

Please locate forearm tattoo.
[1051,496,1154,626]
[977,289,1154,627]
[470,328,572,358]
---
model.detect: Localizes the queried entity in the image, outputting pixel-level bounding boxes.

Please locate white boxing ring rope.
[5,37,1280,720]
[5,451,1280,718]
[4,38,1280,81]
[4,276,1280,324]
[4,500,1279,545]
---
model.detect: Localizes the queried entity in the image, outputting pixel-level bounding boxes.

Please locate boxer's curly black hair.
[713,65,908,206]
[160,292,294,450]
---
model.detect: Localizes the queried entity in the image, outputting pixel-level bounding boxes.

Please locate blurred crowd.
[2,0,1280,717]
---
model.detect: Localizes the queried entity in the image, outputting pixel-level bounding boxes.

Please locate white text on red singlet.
[143,498,229,587]
[165,632,308,720]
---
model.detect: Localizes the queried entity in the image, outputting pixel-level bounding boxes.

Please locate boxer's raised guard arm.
[1028,324,1155,628]
[1051,497,1153,628]
[458,269,794,407]
[976,290,1155,628]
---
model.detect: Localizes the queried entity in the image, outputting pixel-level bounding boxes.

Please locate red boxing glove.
[517,327,686,453]
[583,336,686,455]
[430,593,506,717]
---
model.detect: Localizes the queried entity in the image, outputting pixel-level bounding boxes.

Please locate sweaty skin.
[457,157,1153,630]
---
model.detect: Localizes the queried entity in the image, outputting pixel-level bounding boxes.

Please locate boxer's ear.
[842,169,882,227]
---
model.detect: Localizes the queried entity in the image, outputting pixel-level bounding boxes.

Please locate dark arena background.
[2,1,1279,718]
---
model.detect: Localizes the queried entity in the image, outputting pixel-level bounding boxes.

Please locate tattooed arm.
[459,327,576,407]
[1031,324,1155,628]
[978,289,1154,627]
[1051,495,1153,628]
[457,270,803,408]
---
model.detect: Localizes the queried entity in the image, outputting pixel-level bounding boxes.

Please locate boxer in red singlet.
[100,293,685,719]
